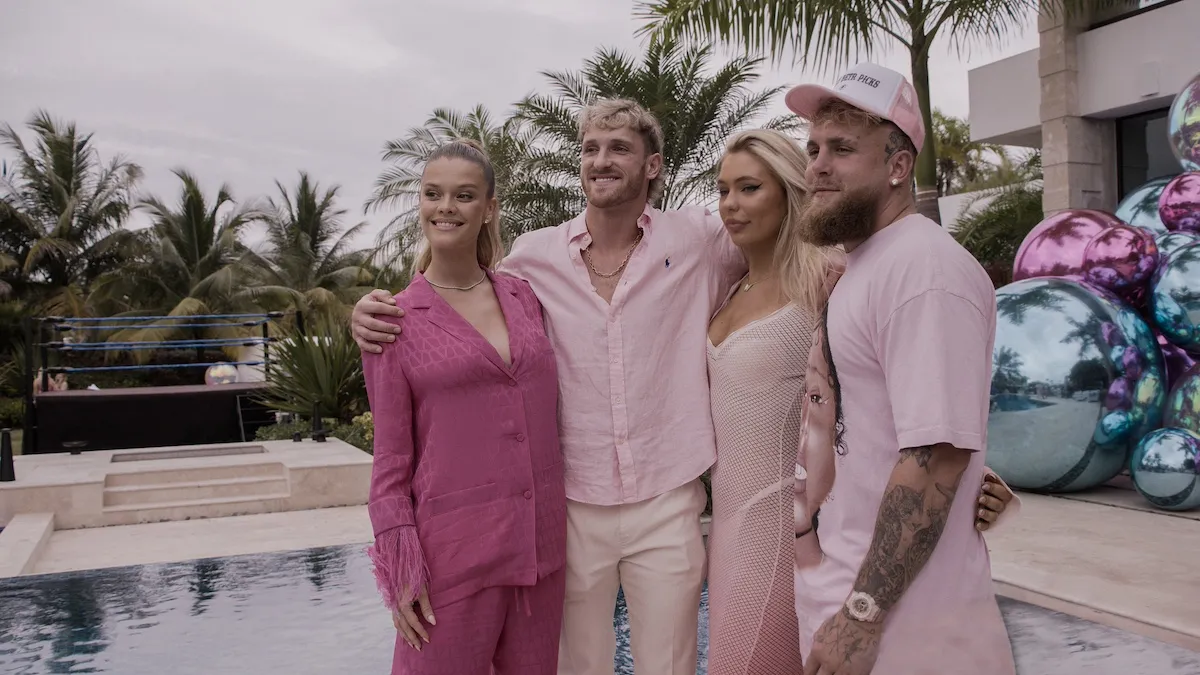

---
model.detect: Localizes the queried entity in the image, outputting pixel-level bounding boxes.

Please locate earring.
[890,179,899,186]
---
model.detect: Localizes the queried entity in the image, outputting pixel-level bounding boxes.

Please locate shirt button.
[516,433,526,442]
[523,490,532,500]
[508,380,517,387]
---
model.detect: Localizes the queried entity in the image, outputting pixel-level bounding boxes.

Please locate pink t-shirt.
[794,215,1015,673]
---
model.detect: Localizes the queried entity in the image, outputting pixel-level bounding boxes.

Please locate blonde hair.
[719,129,843,313]
[577,98,666,204]
[413,139,503,273]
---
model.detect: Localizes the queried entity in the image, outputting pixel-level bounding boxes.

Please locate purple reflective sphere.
[1082,225,1159,304]
[1159,172,1200,233]
[1013,209,1123,282]
[1158,331,1198,393]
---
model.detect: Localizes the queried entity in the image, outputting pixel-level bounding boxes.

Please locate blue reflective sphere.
[989,278,1165,492]
[1129,427,1200,511]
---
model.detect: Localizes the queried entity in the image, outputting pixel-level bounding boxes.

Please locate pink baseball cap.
[784,62,925,152]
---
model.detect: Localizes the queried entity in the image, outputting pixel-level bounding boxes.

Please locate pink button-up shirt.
[500,205,745,505]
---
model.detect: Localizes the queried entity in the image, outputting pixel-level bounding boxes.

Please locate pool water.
[1,544,1197,674]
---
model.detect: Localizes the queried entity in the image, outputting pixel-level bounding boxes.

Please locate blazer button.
[516,433,526,442]
[523,490,533,500]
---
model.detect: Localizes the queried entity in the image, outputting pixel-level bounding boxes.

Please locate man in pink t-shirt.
[785,64,1017,675]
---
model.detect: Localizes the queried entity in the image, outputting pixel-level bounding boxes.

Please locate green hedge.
[0,397,22,429]
[254,412,373,453]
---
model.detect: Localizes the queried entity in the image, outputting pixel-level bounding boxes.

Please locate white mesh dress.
[705,294,816,675]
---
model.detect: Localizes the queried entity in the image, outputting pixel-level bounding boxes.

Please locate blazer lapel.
[490,271,526,372]
[412,273,517,378]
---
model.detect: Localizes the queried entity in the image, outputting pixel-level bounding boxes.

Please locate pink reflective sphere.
[1012,209,1124,281]
[1081,224,1159,301]
[1159,172,1200,233]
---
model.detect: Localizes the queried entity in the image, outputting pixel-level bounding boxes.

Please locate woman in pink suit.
[362,139,567,675]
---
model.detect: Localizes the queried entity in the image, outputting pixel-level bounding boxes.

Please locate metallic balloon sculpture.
[1116,176,1171,236]
[1155,231,1200,262]
[988,72,1200,510]
[989,278,1164,492]
[1169,71,1200,172]
[1150,242,1200,352]
[1082,224,1158,305]
[1159,172,1200,233]
[1012,209,1123,281]
[1129,428,1200,511]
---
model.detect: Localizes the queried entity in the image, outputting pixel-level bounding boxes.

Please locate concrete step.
[101,492,293,516]
[102,476,291,507]
[104,462,285,488]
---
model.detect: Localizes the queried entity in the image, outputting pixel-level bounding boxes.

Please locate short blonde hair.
[720,129,842,313]
[413,139,503,273]
[577,98,666,204]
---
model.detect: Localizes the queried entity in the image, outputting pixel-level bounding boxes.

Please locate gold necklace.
[584,229,644,279]
[741,275,772,292]
[426,273,487,291]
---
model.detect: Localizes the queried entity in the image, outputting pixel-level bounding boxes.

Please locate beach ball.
[205,363,240,385]
[988,277,1165,492]
[1129,428,1200,511]
[1168,71,1200,171]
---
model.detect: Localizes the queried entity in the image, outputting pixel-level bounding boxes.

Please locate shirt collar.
[568,203,657,246]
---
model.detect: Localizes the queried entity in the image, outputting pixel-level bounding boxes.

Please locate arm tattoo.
[852,447,966,611]
[900,445,934,470]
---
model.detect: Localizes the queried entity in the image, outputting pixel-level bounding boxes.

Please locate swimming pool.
[1,544,1196,674]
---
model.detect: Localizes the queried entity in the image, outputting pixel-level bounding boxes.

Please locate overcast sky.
[0,0,1039,249]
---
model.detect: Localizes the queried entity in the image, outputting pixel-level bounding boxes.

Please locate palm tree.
[933,110,1004,197]
[89,169,263,348]
[516,37,801,212]
[634,0,1119,223]
[366,106,551,270]
[239,172,373,325]
[0,110,142,315]
[367,38,795,272]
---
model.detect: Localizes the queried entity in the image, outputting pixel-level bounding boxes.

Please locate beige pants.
[557,478,708,675]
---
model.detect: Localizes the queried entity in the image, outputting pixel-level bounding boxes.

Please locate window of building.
[1091,0,1181,28]
[1117,108,1181,200]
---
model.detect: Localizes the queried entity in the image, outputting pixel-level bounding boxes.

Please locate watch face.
[848,592,876,620]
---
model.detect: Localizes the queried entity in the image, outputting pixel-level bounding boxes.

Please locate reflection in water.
[989,278,1165,492]
[0,546,363,675]
[1,544,1197,674]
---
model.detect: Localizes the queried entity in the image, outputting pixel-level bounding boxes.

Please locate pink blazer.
[363,270,566,608]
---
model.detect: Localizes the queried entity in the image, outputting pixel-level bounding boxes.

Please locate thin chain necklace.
[584,229,644,279]
[741,274,773,292]
[426,273,487,291]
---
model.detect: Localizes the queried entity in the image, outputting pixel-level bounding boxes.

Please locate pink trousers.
[390,569,567,675]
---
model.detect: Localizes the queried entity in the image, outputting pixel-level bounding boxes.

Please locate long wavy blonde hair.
[719,129,843,313]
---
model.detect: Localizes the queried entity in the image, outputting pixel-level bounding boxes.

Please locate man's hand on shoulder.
[352,289,405,354]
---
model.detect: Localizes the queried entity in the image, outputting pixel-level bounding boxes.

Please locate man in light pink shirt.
[352,99,744,675]
[785,64,1017,674]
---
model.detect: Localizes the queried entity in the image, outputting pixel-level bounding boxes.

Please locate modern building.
[967,0,1198,215]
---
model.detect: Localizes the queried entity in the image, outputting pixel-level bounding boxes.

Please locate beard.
[584,169,647,208]
[797,184,882,247]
